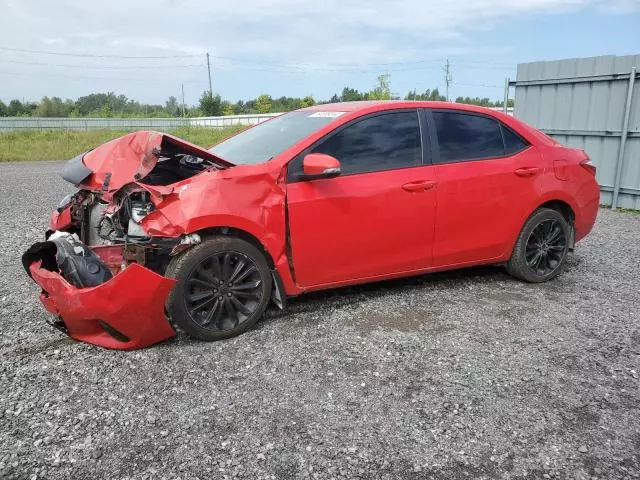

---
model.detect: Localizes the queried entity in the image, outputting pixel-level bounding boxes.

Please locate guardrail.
[0,114,282,132]
[0,107,512,132]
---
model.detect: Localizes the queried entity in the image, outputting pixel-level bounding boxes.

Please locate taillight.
[580,159,596,176]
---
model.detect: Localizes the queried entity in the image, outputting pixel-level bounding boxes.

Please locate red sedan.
[23,101,600,349]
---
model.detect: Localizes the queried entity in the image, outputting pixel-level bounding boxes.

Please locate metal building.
[511,54,639,209]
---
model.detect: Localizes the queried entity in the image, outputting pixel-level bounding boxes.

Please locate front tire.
[165,236,272,341]
[506,208,570,283]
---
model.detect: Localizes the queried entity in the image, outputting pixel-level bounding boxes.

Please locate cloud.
[0,0,636,102]
[2,0,631,66]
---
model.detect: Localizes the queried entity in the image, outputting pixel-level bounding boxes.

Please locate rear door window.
[432,111,504,163]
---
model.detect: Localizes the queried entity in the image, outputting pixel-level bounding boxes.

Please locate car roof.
[299,100,503,115]
[297,100,553,147]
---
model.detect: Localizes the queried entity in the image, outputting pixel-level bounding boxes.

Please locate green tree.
[455,96,497,107]
[233,100,248,114]
[406,88,446,101]
[341,87,367,102]
[7,99,24,116]
[165,96,180,117]
[199,92,222,116]
[298,95,315,108]
[221,101,234,116]
[36,96,54,116]
[52,98,74,117]
[96,104,114,118]
[0,100,6,117]
[368,74,392,100]
[255,94,273,113]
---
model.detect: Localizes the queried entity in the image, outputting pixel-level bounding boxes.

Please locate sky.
[0,0,639,106]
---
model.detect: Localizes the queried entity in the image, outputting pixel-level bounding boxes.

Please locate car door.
[286,110,437,288]
[426,108,543,267]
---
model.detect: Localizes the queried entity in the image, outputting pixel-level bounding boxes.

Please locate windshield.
[208,111,344,165]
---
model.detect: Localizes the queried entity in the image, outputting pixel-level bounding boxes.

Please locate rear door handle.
[402,180,437,192]
[514,167,540,177]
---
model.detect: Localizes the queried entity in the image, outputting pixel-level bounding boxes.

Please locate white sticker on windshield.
[309,111,346,118]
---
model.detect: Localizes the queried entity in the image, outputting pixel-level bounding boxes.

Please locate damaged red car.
[23,101,600,350]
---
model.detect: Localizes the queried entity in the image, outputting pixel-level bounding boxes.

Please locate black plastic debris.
[22,233,112,288]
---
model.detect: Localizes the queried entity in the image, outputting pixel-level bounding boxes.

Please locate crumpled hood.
[61,130,234,192]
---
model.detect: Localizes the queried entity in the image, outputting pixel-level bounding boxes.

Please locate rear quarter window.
[501,124,529,155]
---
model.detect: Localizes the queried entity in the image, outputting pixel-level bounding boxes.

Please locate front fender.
[141,175,285,261]
[139,170,301,296]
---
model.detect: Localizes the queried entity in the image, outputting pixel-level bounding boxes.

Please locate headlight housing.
[56,193,73,212]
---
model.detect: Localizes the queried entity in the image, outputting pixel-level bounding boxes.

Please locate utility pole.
[503,77,510,114]
[443,59,452,102]
[181,83,186,118]
[206,52,213,98]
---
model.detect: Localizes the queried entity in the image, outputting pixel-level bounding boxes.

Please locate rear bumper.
[575,181,601,242]
[29,261,176,350]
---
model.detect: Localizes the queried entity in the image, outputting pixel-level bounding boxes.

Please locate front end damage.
[22,131,231,349]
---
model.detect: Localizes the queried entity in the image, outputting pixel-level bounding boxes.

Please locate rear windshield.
[209,111,343,165]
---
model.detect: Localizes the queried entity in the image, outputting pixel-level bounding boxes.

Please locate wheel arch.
[178,212,299,297]
[505,196,577,260]
[190,224,297,302]
[537,199,575,224]
[525,190,578,227]
[195,225,275,268]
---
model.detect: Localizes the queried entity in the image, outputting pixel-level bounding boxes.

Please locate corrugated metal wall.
[513,54,640,209]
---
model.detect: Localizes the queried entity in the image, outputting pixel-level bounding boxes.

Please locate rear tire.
[506,208,569,283]
[165,236,272,341]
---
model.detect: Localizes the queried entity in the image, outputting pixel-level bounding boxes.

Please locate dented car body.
[23,101,600,349]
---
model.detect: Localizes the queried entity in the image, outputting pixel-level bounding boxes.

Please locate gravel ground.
[1,161,639,480]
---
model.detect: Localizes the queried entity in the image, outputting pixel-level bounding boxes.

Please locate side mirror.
[302,153,341,180]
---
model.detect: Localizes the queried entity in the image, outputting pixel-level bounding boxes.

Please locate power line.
[0,59,205,70]
[0,45,515,72]
[0,69,200,83]
[213,58,445,73]
[450,59,516,68]
[452,81,503,88]
[213,54,445,69]
[0,46,200,59]
[450,64,516,72]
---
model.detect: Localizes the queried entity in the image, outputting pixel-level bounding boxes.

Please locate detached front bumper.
[28,261,176,350]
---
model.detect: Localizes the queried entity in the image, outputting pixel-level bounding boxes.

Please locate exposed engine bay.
[36,131,231,288]
[85,151,214,244]
[52,151,213,279]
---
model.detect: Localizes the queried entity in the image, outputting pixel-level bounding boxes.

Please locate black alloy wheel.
[506,208,570,283]
[524,219,567,276]
[165,236,272,341]
[185,252,263,331]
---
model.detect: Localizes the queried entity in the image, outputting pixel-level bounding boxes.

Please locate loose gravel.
[1,161,639,480]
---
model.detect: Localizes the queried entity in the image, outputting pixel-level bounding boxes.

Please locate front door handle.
[514,167,540,177]
[402,180,437,192]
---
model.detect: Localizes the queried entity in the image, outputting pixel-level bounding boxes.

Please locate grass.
[600,204,640,214]
[0,126,248,162]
